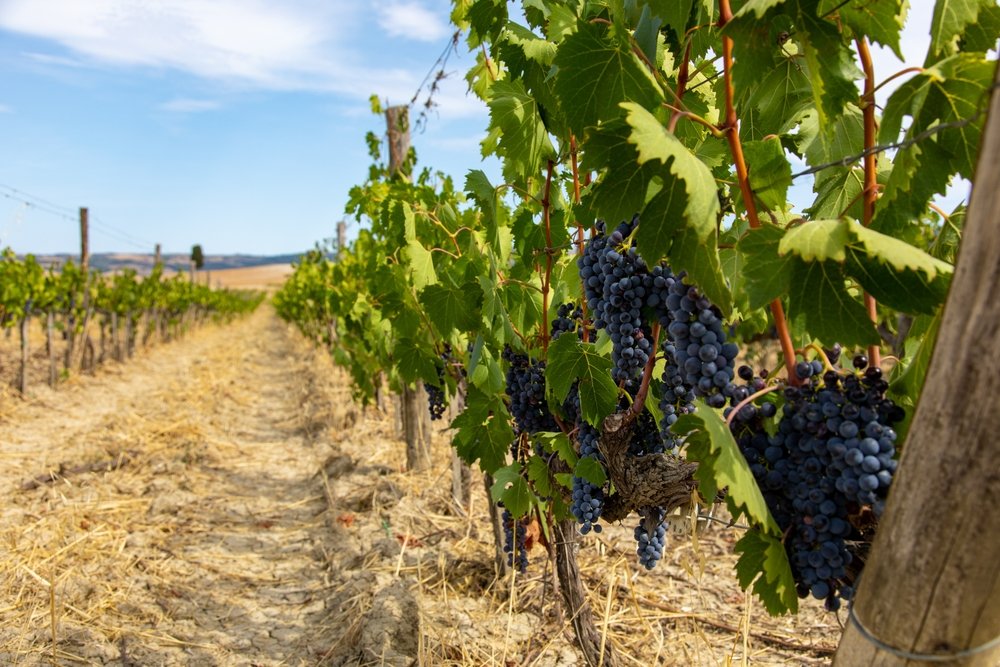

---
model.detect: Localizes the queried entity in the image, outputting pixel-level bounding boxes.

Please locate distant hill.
[24,252,308,274]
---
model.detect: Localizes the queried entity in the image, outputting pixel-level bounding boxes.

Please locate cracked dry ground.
[0,309,360,664]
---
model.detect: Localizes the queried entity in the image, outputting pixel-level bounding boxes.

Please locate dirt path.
[1,308,841,666]
[0,309,347,664]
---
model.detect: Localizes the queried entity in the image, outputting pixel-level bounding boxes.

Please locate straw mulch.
[0,308,841,666]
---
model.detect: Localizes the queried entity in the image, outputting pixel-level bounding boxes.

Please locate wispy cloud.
[0,0,478,119]
[160,98,221,113]
[376,1,450,42]
[0,104,12,113]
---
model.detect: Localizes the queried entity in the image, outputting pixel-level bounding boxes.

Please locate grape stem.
[717,1,800,386]
[540,159,556,356]
[630,323,662,417]
[856,37,882,369]
[725,385,781,429]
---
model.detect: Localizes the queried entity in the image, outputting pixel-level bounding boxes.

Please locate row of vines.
[0,248,263,394]
[275,0,998,663]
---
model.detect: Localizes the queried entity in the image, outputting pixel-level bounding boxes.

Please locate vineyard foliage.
[1,248,263,373]
[275,0,998,615]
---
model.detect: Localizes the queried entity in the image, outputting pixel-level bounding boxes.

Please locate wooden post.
[336,220,346,260]
[154,243,162,267]
[79,207,89,274]
[385,105,411,179]
[18,307,30,395]
[47,311,56,387]
[384,103,432,471]
[834,64,1000,667]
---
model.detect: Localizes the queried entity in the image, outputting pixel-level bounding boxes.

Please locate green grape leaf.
[535,431,578,467]
[960,4,1000,51]
[742,137,792,211]
[583,120,661,226]
[794,3,862,132]
[483,79,556,181]
[623,102,720,242]
[875,54,995,235]
[393,337,438,384]
[404,238,437,291]
[452,387,514,474]
[546,333,619,426]
[928,0,992,60]
[845,222,953,314]
[806,168,865,220]
[788,259,879,347]
[465,169,507,252]
[469,344,507,395]
[822,0,906,57]
[778,219,851,262]
[526,454,555,497]
[674,410,780,534]
[889,310,942,442]
[734,531,799,615]
[554,21,663,135]
[574,456,608,486]
[491,463,532,518]
[737,224,793,310]
[419,281,480,336]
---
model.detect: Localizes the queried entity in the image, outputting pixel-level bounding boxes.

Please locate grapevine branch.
[857,37,882,369]
[717,0,800,386]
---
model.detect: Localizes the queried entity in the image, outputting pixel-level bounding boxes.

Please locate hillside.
[25,252,309,274]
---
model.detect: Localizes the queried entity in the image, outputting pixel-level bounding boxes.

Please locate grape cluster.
[502,345,557,435]
[571,422,605,535]
[578,216,652,387]
[663,274,739,409]
[502,508,529,572]
[424,383,447,420]
[425,343,463,421]
[732,354,903,610]
[634,506,667,570]
[551,302,585,341]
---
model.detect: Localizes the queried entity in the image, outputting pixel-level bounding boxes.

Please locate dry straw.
[1,309,839,665]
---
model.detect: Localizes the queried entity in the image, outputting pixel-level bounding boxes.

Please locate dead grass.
[0,309,842,666]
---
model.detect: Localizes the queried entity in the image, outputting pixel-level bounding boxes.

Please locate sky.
[0,1,965,256]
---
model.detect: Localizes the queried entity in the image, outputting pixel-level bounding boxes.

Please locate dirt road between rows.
[0,308,840,666]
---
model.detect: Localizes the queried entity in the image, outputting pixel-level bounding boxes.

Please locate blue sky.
[0,1,963,256]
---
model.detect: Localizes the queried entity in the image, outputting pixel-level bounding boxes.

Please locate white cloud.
[0,0,477,118]
[376,1,450,42]
[160,98,220,112]
[0,104,12,113]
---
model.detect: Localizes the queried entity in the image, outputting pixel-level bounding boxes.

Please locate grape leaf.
[875,54,995,235]
[734,531,799,615]
[491,463,532,517]
[779,219,850,262]
[960,4,1000,51]
[583,120,662,228]
[419,281,481,335]
[527,454,555,497]
[553,21,663,136]
[674,410,780,534]
[788,259,879,346]
[737,224,793,310]
[465,170,507,252]
[794,3,862,132]
[483,79,556,181]
[394,337,438,384]
[821,0,906,57]
[575,456,608,486]
[535,431,578,467]
[742,137,792,211]
[452,386,514,473]
[928,0,992,60]
[468,343,506,394]
[546,333,619,426]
